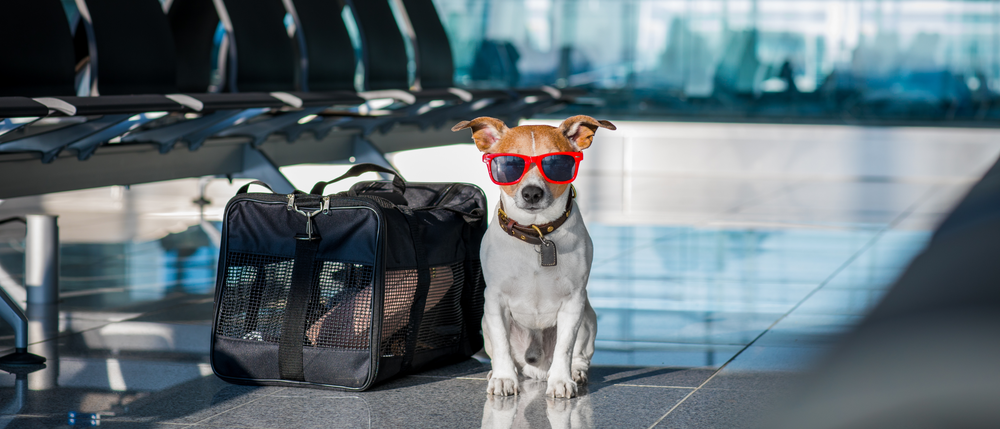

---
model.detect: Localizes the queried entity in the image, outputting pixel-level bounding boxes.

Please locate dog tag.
[540,239,557,267]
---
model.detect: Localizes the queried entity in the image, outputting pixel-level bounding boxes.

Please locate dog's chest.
[481,212,594,328]
[495,267,580,328]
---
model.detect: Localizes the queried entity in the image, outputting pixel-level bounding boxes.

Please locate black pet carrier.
[211,164,488,390]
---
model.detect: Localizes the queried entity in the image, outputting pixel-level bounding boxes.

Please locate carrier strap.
[400,207,430,372]
[278,237,320,382]
[237,181,275,194]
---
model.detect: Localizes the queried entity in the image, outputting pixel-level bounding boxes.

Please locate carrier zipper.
[430,184,456,206]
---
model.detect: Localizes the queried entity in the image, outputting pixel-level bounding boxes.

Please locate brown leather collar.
[497,186,574,245]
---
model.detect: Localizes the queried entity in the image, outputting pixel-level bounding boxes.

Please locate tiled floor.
[1,121,997,428]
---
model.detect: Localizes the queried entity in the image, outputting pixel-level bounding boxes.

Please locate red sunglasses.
[482,152,583,185]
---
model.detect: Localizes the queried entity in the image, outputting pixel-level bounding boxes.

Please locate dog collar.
[497,185,575,246]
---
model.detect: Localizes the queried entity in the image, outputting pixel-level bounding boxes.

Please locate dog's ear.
[558,115,616,150]
[452,117,509,152]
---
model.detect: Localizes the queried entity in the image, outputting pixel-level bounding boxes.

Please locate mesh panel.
[304,262,375,349]
[380,268,418,357]
[216,252,374,350]
[217,252,476,358]
[415,263,465,352]
[217,253,294,343]
[378,263,469,357]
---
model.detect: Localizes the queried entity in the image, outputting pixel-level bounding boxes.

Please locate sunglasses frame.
[482,152,584,185]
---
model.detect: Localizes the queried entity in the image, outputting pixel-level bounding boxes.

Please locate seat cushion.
[513,88,557,99]
[187,93,287,111]
[57,95,186,116]
[0,97,50,118]
[292,91,366,107]
[410,88,465,103]
[466,89,514,100]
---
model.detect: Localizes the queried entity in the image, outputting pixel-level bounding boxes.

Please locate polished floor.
[0,121,997,428]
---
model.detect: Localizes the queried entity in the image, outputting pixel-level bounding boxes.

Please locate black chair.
[291,0,358,94]
[280,0,485,139]
[0,0,186,162]
[399,0,587,122]
[343,0,582,129]
[401,0,512,101]
[346,0,489,107]
[0,0,74,135]
[203,0,368,146]
[81,0,300,152]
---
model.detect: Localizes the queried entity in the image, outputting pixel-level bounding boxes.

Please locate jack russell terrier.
[452,115,616,398]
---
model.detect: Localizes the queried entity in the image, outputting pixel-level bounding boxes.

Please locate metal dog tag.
[540,239,557,267]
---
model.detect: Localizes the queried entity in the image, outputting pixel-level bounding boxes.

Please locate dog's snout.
[521,186,544,205]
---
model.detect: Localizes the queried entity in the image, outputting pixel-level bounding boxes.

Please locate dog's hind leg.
[571,301,598,385]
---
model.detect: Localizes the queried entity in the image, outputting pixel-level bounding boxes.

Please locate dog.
[452,115,616,398]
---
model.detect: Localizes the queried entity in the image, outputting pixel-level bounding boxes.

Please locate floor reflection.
[587,225,931,367]
[26,303,58,391]
[482,380,593,429]
[0,365,35,428]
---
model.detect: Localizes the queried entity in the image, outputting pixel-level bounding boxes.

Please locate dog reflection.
[481,379,593,429]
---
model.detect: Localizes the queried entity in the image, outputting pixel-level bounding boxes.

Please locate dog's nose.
[521,186,544,204]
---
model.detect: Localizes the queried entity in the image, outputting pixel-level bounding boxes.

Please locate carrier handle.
[237,181,276,194]
[310,163,406,195]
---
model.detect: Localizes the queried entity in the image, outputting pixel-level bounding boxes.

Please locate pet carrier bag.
[211,164,488,390]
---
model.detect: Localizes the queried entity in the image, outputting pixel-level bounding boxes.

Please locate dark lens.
[541,155,576,182]
[491,156,526,184]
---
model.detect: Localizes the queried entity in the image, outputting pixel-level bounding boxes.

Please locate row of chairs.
[0,0,583,164]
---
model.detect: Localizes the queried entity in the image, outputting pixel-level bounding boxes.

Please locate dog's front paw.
[572,367,589,385]
[487,374,519,396]
[546,376,577,398]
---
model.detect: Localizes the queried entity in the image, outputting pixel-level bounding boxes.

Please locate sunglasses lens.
[490,156,526,184]
[541,154,577,182]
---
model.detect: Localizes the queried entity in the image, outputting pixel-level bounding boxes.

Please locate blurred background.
[440,0,1000,123]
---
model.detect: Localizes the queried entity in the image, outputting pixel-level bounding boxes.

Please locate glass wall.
[434,0,1000,123]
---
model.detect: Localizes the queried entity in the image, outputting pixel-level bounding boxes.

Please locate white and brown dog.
[453,115,616,398]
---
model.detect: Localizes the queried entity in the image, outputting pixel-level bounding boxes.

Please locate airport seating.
[0,0,299,161]
[0,0,591,197]
[398,0,585,122]
[106,0,366,149]
[345,0,578,128]
[0,1,188,162]
[284,0,587,139]
[204,0,386,145]
[134,0,469,146]
[278,0,498,140]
